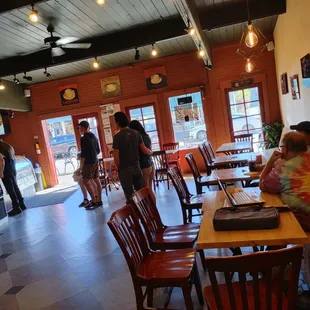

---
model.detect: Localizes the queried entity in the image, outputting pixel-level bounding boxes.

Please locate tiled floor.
[0,179,306,309]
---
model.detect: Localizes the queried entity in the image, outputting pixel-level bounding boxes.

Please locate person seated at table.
[260,132,310,231]
[290,121,310,149]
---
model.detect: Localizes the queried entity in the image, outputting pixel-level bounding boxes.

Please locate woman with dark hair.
[129,120,156,203]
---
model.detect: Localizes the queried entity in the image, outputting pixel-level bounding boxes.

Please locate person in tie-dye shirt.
[260,132,310,231]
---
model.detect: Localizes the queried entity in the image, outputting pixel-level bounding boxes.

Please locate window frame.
[225,83,266,144]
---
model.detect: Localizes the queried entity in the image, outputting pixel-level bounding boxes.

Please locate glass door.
[127,104,160,150]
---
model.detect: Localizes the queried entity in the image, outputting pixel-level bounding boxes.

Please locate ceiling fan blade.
[56,37,79,45]
[62,43,92,49]
[51,47,66,57]
[18,47,49,56]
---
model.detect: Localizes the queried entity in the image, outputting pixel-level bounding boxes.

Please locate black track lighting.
[43,67,51,78]
[13,74,20,84]
[23,72,33,82]
[134,48,140,61]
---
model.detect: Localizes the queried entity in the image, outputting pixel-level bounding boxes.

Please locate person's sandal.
[85,200,96,209]
[79,199,89,208]
[96,201,103,207]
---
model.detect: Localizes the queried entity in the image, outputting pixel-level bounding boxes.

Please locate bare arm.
[113,149,120,169]
[140,143,152,155]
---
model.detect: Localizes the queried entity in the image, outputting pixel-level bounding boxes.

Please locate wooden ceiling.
[0,0,286,84]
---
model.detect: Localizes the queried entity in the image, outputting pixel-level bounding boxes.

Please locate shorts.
[142,165,155,186]
[82,163,99,179]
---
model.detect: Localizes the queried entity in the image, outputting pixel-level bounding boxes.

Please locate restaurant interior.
[0,0,309,309]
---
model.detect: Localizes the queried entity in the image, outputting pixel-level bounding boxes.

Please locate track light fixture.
[29,4,38,23]
[43,68,51,78]
[13,74,20,84]
[134,48,140,61]
[23,72,33,82]
[198,45,205,57]
[151,44,157,57]
[0,80,5,91]
[186,19,195,36]
[92,57,100,69]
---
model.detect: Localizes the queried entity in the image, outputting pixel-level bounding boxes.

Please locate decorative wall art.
[100,76,122,98]
[290,74,300,100]
[144,66,168,90]
[301,53,310,87]
[280,73,288,94]
[59,84,79,106]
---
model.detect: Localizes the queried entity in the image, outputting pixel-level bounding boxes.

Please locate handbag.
[213,207,279,231]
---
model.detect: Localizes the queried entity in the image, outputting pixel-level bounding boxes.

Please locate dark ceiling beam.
[0,17,186,77]
[0,0,46,14]
[200,0,286,31]
[174,0,212,66]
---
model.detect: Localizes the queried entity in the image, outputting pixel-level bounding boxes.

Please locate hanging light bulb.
[198,45,205,57]
[0,80,5,91]
[96,0,105,5]
[188,26,195,36]
[245,58,255,73]
[151,44,157,56]
[245,22,258,48]
[29,5,38,23]
[92,57,100,69]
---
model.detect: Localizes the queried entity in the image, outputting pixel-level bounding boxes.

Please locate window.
[227,86,265,150]
[168,92,206,150]
[128,104,160,150]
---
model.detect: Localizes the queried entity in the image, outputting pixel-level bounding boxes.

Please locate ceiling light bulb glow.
[29,8,38,23]
[245,23,258,48]
[96,0,105,5]
[151,47,157,56]
[0,82,5,90]
[245,58,255,73]
[188,27,195,36]
[199,49,205,57]
[93,59,99,69]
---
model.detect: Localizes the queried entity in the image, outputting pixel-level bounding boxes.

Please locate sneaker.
[79,199,89,208]
[8,208,22,216]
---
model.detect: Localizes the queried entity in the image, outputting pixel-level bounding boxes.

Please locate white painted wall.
[274,0,310,127]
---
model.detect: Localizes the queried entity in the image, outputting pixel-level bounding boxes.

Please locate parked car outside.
[50,134,77,157]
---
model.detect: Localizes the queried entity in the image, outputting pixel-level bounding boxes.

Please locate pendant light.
[187,19,195,36]
[92,57,100,69]
[29,4,39,23]
[244,0,258,48]
[151,44,157,57]
[198,44,205,57]
[0,80,5,91]
[245,58,255,73]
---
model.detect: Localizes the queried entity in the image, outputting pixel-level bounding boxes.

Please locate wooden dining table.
[216,141,252,154]
[213,152,256,167]
[197,187,309,250]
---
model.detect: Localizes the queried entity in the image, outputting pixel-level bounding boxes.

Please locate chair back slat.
[185,153,201,179]
[233,133,254,152]
[132,188,164,245]
[152,150,168,171]
[224,272,237,310]
[108,205,149,277]
[238,271,249,310]
[167,166,191,202]
[198,145,213,174]
[206,246,303,310]
[163,142,179,161]
[203,141,216,161]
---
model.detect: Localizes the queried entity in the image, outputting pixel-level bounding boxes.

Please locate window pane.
[168,92,206,150]
[152,143,160,151]
[231,104,246,118]
[148,131,159,146]
[244,87,259,102]
[247,115,262,130]
[229,90,244,105]
[144,118,157,132]
[129,108,142,121]
[232,117,247,132]
[142,106,155,119]
[246,101,261,116]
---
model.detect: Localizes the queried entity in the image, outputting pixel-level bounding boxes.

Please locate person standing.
[78,121,102,208]
[0,140,26,216]
[113,112,152,204]
[129,120,156,203]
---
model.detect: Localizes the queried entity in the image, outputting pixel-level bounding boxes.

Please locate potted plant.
[263,122,284,149]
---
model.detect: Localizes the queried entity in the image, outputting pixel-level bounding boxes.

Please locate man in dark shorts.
[113,112,152,203]
[78,121,102,208]
[0,140,27,216]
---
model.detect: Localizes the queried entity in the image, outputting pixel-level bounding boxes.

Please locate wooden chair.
[204,245,303,310]
[108,205,204,310]
[168,166,204,224]
[233,133,254,152]
[98,158,111,196]
[131,187,206,269]
[163,142,180,167]
[185,153,216,194]
[152,150,169,190]
[203,141,216,162]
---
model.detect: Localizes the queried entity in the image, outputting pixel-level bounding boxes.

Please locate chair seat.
[204,279,289,310]
[183,194,204,206]
[197,175,217,185]
[137,249,196,281]
[153,223,200,249]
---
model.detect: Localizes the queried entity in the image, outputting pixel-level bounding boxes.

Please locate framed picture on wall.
[301,53,310,87]
[59,84,79,106]
[280,73,288,94]
[290,74,301,100]
[144,66,167,91]
[100,76,122,98]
